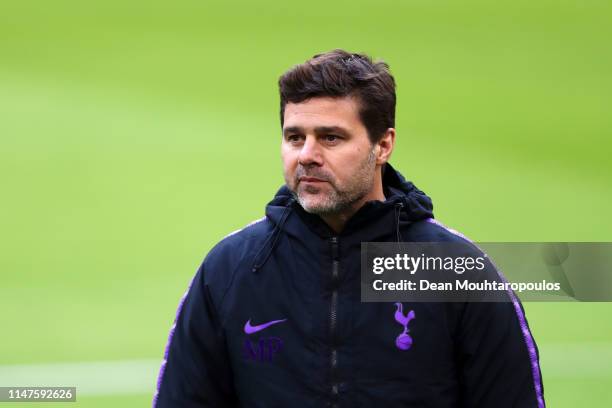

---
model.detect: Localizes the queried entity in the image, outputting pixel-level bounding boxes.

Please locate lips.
[299,176,327,183]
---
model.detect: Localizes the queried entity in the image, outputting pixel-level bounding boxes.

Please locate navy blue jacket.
[154,164,545,408]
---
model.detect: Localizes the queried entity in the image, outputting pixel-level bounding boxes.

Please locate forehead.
[283,96,364,130]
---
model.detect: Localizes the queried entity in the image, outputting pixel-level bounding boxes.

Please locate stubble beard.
[288,149,377,216]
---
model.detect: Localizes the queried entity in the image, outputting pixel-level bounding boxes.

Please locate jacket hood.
[266,163,433,228]
[251,164,434,272]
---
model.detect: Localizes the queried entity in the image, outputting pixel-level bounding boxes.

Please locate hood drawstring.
[252,200,294,273]
[394,202,404,243]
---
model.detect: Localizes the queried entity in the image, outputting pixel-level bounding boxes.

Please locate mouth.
[299,176,327,184]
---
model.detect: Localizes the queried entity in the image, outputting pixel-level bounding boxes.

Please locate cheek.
[281,149,298,174]
[332,149,364,177]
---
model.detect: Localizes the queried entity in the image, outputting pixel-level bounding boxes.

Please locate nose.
[298,136,323,167]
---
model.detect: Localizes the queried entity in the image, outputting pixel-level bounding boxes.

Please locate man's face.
[281,96,378,215]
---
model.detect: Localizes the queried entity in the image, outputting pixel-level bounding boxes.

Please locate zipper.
[329,236,340,403]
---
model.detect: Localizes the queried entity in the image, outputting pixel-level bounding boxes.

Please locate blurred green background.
[1,0,611,406]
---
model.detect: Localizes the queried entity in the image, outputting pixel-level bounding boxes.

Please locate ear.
[375,128,396,165]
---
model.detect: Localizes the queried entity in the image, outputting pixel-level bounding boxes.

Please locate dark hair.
[278,49,396,144]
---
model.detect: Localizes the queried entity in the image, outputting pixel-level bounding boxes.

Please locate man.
[154,50,545,407]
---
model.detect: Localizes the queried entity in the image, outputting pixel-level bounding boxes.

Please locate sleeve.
[456,296,546,408]
[153,264,238,408]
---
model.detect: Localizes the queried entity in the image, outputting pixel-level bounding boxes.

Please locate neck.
[320,173,386,234]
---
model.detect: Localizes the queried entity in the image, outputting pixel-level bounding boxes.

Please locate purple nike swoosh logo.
[244,318,287,334]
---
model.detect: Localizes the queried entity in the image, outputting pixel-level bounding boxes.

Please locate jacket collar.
[265,163,434,239]
[252,164,434,272]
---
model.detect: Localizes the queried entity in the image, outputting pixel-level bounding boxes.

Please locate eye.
[286,134,303,143]
[324,134,341,143]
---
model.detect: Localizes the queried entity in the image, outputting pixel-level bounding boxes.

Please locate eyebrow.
[282,126,350,136]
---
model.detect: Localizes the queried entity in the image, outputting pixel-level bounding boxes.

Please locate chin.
[299,197,339,215]
[298,196,326,213]
[300,200,323,214]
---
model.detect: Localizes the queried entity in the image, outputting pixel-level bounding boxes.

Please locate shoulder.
[405,218,474,244]
[404,218,489,260]
[199,217,273,294]
[205,216,272,265]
